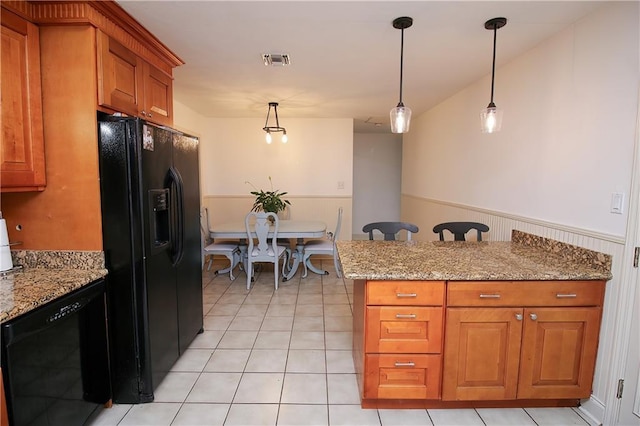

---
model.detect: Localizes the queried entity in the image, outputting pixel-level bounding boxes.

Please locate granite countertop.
[336,230,612,282]
[0,251,108,323]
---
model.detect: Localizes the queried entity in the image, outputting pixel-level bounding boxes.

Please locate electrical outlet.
[337,181,344,190]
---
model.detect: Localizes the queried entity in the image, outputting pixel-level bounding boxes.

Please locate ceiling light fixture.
[390,16,413,134]
[480,17,507,134]
[263,102,287,144]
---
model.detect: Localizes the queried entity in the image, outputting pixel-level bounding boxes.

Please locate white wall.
[401,3,639,423]
[403,2,638,238]
[197,117,352,197]
[353,133,402,238]
[173,108,355,238]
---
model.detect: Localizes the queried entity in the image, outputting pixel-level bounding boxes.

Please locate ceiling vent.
[262,54,291,66]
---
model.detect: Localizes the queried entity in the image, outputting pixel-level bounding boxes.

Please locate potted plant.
[246,176,291,216]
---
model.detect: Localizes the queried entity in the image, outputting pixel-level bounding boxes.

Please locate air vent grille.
[262,54,291,66]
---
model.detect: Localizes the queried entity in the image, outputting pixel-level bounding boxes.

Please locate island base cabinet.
[364,354,441,400]
[518,307,602,399]
[365,306,443,354]
[442,308,522,401]
[443,306,602,401]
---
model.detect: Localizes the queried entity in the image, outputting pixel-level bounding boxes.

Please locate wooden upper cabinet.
[1,7,46,192]
[97,31,141,117]
[97,30,173,126]
[143,62,173,126]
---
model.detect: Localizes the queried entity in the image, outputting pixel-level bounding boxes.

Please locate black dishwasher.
[1,278,111,426]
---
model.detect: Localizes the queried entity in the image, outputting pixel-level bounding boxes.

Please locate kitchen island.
[337,230,612,409]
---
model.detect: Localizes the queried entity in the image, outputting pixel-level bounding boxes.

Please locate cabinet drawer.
[364,354,441,400]
[367,281,445,306]
[365,306,443,353]
[447,281,605,307]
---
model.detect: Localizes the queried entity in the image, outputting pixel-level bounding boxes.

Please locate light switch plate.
[611,192,625,214]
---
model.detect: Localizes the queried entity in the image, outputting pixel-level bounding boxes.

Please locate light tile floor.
[88,259,591,426]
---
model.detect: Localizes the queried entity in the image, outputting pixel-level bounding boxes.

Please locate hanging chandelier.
[262,102,287,144]
[480,17,507,134]
[390,16,413,134]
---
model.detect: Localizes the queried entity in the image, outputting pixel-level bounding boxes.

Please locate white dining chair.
[302,207,343,278]
[200,208,241,280]
[245,211,289,290]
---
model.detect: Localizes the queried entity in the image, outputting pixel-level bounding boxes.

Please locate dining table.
[210,220,327,281]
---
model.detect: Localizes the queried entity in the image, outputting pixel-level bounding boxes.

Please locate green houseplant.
[246,176,291,215]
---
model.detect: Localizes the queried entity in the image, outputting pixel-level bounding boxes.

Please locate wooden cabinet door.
[97,31,142,117]
[142,62,173,126]
[442,308,523,401]
[1,8,46,192]
[518,307,602,399]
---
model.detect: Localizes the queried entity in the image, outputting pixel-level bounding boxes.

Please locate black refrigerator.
[97,113,203,403]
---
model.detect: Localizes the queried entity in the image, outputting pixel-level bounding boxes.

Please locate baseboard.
[577,396,605,426]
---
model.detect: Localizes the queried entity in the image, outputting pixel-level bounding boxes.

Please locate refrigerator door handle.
[166,167,185,265]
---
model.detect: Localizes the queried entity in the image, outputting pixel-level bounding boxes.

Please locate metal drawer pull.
[556,293,577,298]
[530,313,538,321]
[395,314,416,319]
[396,293,417,298]
[515,313,523,321]
[394,362,415,367]
[479,294,501,298]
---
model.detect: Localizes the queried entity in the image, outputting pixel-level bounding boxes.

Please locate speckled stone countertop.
[336,230,612,282]
[0,251,108,323]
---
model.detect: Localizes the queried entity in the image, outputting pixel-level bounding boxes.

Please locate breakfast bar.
[337,230,612,409]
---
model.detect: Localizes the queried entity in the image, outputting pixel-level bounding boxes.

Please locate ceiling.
[117,1,605,133]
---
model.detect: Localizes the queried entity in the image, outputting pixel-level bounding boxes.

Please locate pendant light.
[480,17,507,134]
[390,16,413,134]
[263,102,287,144]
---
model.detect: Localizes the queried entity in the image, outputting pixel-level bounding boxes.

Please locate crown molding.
[1,0,183,71]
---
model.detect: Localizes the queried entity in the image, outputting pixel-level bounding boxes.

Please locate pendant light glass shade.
[390,103,412,133]
[390,17,413,134]
[262,102,287,143]
[480,103,503,133]
[480,17,507,134]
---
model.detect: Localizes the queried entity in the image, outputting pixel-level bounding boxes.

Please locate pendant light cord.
[399,27,405,105]
[489,24,497,105]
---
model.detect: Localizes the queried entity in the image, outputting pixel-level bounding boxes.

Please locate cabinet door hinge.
[616,379,624,399]
[634,247,640,268]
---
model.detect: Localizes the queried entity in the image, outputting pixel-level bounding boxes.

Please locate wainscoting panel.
[402,194,626,424]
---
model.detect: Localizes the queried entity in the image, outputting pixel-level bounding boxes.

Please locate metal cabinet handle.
[556,293,577,298]
[530,313,538,321]
[148,112,153,117]
[479,294,501,298]
[141,110,147,116]
[515,313,523,321]
[396,293,417,298]
[395,314,416,319]
[394,361,415,367]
